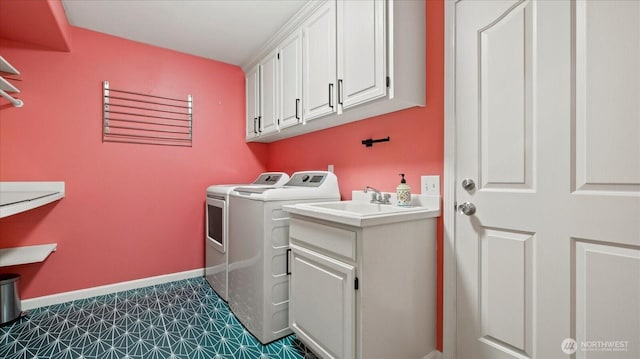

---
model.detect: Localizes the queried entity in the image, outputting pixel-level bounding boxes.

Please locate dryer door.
[206,196,226,253]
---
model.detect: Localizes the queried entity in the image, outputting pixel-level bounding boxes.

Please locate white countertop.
[283,190,441,227]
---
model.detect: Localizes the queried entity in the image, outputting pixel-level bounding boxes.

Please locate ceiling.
[60,0,308,67]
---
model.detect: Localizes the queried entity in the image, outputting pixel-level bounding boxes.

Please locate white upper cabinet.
[243,0,425,143]
[337,0,386,110]
[259,48,279,135]
[279,29,303,130]
[246,49,280,140]
[302,0,337,122]
[246,65,260,140]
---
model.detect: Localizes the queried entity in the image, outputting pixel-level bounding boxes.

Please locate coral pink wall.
[1,0,444,351]
[267,0,444,349]
[0,28,268,298]
[0,0,71,51]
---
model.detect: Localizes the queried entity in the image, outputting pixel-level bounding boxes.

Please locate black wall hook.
[362,136,390,147]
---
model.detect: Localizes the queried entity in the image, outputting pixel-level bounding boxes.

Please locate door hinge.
[354,277,359,290]
[386,76,390,88]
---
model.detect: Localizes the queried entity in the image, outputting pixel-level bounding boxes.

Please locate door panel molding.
[574,239,640,359]
[479,228,534,356]
[478,1,535,191]
[572,0,640,195]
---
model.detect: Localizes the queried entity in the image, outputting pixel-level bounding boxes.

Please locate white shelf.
[0,182,64,268]
[0,56,20,75]
[0,55,23,107]
[0,76,19,93]
[0,244,57,267]
[0,182,65,218]
[0,55,20,92]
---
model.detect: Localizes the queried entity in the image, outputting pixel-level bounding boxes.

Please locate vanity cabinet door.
[289,243,355,359]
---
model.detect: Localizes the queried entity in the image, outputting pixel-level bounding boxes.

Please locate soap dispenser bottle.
[397,173,412,207]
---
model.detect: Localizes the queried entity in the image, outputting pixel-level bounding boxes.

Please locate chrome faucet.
[363,186,391,204]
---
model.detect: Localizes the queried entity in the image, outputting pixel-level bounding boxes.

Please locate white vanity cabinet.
[287,215,436,359]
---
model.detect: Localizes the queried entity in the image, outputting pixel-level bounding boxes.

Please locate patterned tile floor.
[0,277,318,359]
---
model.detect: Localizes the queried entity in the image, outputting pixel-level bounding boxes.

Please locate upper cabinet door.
[337,0,386,110]
[259,48,279,135]
[279,29,303,130]
[302,0,337,122]
[246,65,260,140]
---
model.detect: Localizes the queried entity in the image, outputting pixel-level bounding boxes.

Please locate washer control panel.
[285,172,329,187]
[253,173,285,185]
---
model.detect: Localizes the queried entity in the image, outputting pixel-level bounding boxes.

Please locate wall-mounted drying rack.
[103,81,192,147]
[0,56,24,108]
[362,136,390,147]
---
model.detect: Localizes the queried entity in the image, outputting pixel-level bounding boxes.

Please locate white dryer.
[228,171,340,344]
[205,172,289,302]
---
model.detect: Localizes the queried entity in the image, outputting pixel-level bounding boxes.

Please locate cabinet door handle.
[295,99,300,120]
[328,83,334,109]
[338,79,343,105]
[253,117,257,134]
[258,116,262,133]
[286,248,291,275]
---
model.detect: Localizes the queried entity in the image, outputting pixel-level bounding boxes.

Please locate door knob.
[461,178,475,191]
[458,202,476,216]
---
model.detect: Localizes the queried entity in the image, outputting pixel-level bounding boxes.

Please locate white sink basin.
[284,200,439,227]
[309,201,422,215]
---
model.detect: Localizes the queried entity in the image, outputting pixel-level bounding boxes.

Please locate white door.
[246,65,260,139]
[289,243,355,359]
[279,29,303,129]
[259,48,279,135]
[336,0,386,110]
[454,1,640,359]
[302,0,337,122]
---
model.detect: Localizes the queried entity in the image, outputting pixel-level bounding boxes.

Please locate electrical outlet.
[421,175,440,195]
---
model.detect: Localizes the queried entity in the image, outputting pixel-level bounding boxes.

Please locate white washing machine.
[228,171,340,344]
[205,172,289,302]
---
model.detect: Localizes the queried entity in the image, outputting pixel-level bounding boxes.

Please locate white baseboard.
[21,268,204,310]
[423,350,443,359]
